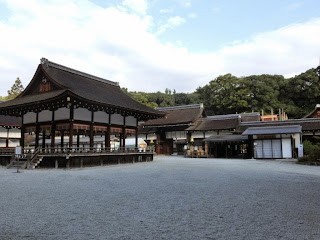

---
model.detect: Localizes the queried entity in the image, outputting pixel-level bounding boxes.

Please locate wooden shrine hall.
[0,58,164,168]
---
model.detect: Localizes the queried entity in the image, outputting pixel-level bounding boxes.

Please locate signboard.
[15,146,22,155]
[298,144,304,158]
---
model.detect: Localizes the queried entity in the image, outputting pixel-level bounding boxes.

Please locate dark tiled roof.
[242,125,301,135]
[237,119,320,133]
[303,104,320,118]
[0,59,163,117]
[142,104,204,127]
[0,115,21,127]
[0,90,66,108]
[187,115,240,131]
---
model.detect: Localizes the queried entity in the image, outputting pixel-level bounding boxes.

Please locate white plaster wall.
[94,111,109,124]
[8,128,21,138]
[74,108,91,122]
[24,112,36,124]
[38,110,52,122]
[8,139,20,147]
[191,132,205,138]
[111,114,124,125]
[55,108,70,120]
[126,116,137,127]
[0,139,6,147]
[0,127,7,138]
[139,133,157,140]
[166,131,187,139]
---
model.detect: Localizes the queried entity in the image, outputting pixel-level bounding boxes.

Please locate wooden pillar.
[69,122,73,148]
[89,111,94,149]
[5,129,8,148]
[35,112,39,149]
[42,129,46,149]
[50,110,55,151]
[77,132,80,148]
[123,115,126,148]
[51,124,56,150]
[105,128,110,148]
[135,118,138,149]
[61,131,64,150]
[135,128,138,149]
[69,105,74,148]
[20,114,24,148]
[106,114,111,148]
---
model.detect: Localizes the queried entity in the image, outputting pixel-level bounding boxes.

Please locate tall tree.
[7,77,24,100]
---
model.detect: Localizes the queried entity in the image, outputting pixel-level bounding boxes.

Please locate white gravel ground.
[1,156,320,240]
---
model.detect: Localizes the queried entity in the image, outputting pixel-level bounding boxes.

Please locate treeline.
[124,68,320,119]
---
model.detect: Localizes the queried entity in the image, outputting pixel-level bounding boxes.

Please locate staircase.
[7,159,27,169]
[28,155,43,169]
[6,148,43,169]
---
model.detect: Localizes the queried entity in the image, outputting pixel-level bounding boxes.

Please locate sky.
[0,0,320,96]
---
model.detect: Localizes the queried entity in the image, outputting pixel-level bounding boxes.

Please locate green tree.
[197,74,251,115]
[7,77,24,100]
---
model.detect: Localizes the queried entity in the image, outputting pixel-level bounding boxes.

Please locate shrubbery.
[298,140,320,164]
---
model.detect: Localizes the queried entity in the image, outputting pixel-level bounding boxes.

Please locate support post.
[77,132,80,148]
[69,105,74,149]
[61,131,64,150]
[20,114,25,148]
[51,123,56,151]
[90,111,94,149]
[42,129,46,150]
[135,128,138,149]
[35,112,39,149]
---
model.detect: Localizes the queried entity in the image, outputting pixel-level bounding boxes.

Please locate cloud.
[188,13,197,19]
[0,0,320,97]
[157,16,186,35]
[122,0,148,15]
[181,0,191,8]
[159,8,173,14]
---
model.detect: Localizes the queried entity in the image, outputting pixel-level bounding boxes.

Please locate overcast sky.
[0,0,320,96]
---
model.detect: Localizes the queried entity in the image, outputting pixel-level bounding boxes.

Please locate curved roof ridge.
[40,58,119,87]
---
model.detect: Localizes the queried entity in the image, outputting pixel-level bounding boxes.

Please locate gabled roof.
[186,112,261,131]
[186,114,240,131]
[0,58,164,118]
[142,104,205,127]
[304,104,320,118]
[242,125,301,135]
[237,118,320,133]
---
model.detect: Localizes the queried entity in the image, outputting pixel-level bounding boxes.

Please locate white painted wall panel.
[111,114,124,125]
[24,112,36,124]
[95,111,109,123]
[8,128,21,138]
[282,138,292,158]
[0,127,7,138]
[8,139,20,147]
[74,108,91,122]
[0,139,6,147]
[126,116,137,127]
[38,110,52,122]
[55,108,70,120]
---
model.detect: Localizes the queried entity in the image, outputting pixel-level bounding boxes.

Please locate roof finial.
[40,58,48,64]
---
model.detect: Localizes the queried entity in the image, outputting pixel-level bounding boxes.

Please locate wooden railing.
[23,147,152,155]
[0,148,15,155]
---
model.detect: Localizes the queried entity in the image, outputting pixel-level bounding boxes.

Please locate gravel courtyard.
[1,156,320,240]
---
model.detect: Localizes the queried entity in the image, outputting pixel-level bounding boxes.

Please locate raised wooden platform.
[0,147,153,169]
